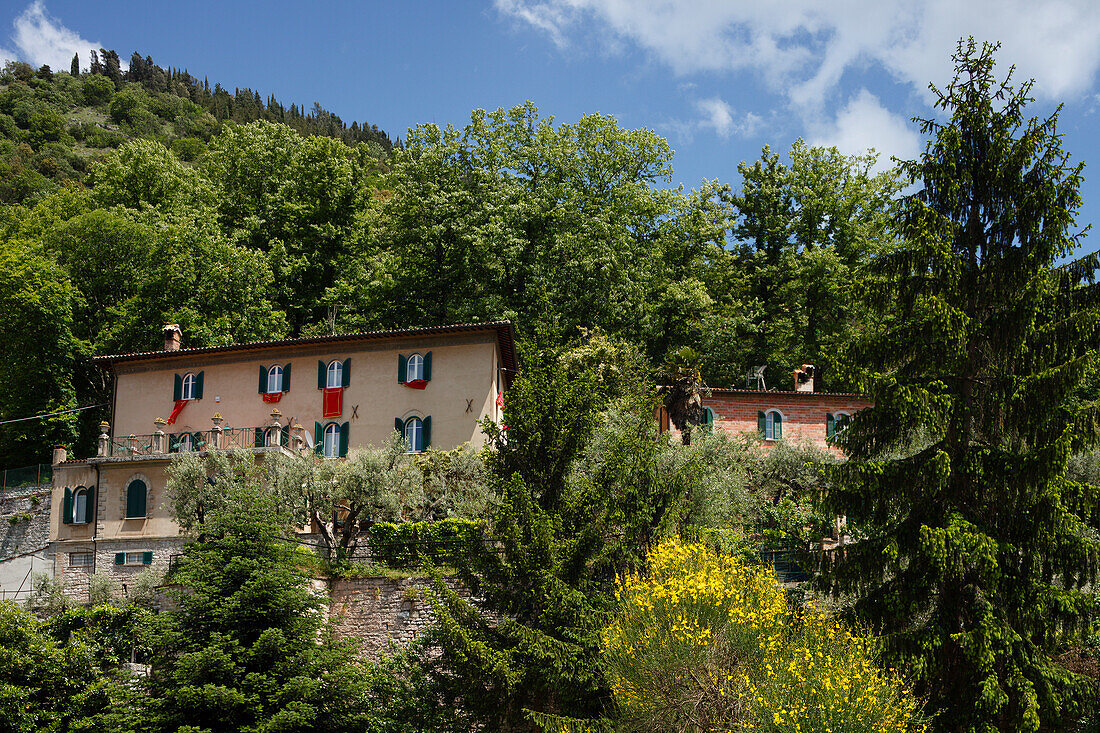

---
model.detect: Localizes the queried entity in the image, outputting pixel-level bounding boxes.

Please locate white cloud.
[807,89,923,168]
[10,1,102,72]
[496,0,1100,107]
[659,97,761,142]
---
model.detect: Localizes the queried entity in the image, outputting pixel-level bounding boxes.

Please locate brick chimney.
[163,324,182,351]
[793,364,816,392]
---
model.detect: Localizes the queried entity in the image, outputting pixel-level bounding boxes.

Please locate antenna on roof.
[746,365,767,391]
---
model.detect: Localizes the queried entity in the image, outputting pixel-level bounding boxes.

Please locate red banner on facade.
[262,392,283,403]
[322,387,343,418]
[167,400,187,425]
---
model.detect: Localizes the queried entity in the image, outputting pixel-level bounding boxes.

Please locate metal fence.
[1,463,51,490]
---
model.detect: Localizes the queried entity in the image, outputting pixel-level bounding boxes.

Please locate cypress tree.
[826,39,1100,731]
[70,52,78,77]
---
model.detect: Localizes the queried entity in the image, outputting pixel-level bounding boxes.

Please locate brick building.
[668,365,873,452]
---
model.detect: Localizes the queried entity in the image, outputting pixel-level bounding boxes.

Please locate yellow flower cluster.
[600,538,925,733]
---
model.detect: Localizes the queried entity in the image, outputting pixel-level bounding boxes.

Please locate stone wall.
[0,483,53,599]
[327,576,472,658]
[59,536,185,603]
[0,483,51,559]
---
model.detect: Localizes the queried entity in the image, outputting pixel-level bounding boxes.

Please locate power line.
[0,404,106,426]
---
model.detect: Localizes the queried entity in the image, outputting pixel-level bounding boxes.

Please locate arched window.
[323,422,341,458]
[266,365,283,393]
[406,353,424,382]
[702,407,715,433]
[73,487,88,524]
[404,416,424,453]
[326,360,343,389]
[758,410,783,441]
[126,479,147,519]
[181,372,197,400]
[178,433,193,452]
[826,411,851,438]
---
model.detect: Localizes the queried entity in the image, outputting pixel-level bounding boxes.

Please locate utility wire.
[0,404,106,426]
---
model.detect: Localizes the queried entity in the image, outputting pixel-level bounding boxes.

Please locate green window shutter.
[195,371,204,399]
[173,374,182,401]
[254,427,264,447]
[86,486,97,523]
[342,358,351,388]
[774,413,782,439]
[339,422,349,457]
[314,422,323,455]
[424,351,432,381]
[826,413,835,438]
[757,411,766,438]
[127,481,146,518]
[398,354,407,383]
[142,551,153,565]
[317,360,325,389]
[114,552,125,565]
[422,416,431,450]
[395,417,405,435]
[63,487,72,524]
[282,363,291,392]
[259,365,267,393]
[280,425,290,446]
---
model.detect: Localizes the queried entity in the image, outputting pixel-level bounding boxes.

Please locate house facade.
[49,322,516,598]
[668,365,873,453]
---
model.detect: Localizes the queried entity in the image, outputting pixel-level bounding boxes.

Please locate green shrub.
[87,573,117,605]
[169,136,205,161]
[367,518,485,569]
[85,128,125,149]
[82,74,113,106]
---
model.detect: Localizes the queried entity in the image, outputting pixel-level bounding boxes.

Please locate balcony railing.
[98,425,290,458]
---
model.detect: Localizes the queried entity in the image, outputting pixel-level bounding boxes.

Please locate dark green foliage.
[149,463,401,732]
[824,40,1100,731]
[427,314,683,731]
[0,602,144,732]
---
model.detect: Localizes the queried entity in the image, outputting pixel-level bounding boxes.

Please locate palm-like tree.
[658,346,707,445]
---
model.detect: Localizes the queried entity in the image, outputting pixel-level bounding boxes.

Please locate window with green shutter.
[62,487,73,524]
[126,480,147,518]
[114,552,125,565]
[760,410,782,440]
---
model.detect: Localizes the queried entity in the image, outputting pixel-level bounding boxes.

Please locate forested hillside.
[0,49,394,204]
[2,57,895,468]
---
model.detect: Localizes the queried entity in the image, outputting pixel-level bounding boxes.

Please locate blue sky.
[3,0,1099,254]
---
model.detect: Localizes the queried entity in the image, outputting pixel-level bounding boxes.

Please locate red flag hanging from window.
[262,392,283,403]
[322,387,343,418]
[167,400,187,425]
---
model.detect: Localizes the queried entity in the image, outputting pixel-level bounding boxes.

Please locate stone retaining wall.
[0,483,51,560]
[327,576,472,658]
[0,483,53,598]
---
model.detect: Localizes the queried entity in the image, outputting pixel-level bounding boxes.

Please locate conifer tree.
[70,52,78,77]
[826,39,1100,731]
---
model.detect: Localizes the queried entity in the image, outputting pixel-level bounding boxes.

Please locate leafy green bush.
[82,74,113,106]
[85,128,125,148]
[367,518,485,569]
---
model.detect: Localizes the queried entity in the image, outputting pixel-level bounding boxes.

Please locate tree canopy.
[824,39,1100,731]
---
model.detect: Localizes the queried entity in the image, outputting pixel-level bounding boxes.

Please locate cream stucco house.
[49,321,516,597]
